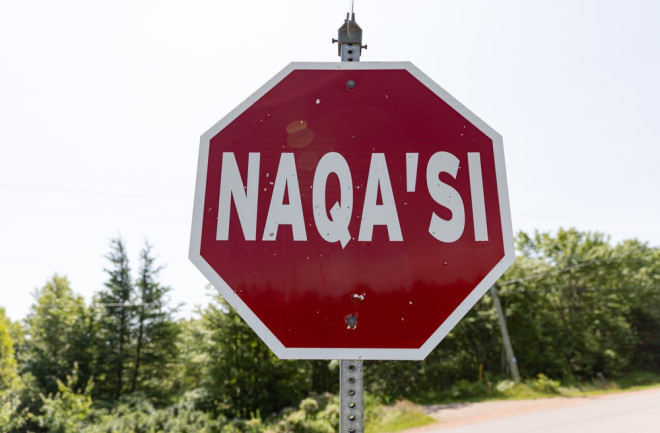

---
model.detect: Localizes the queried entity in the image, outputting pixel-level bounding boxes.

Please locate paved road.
[425,389,660,433]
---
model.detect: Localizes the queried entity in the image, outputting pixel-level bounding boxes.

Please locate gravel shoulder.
[403,387,660,431]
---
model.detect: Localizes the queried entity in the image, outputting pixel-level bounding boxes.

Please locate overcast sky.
[1,0,659,322]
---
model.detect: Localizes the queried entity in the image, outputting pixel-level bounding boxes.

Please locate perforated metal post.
[340,360,364,433]
[332,12,367,62]
[336,5,366,433]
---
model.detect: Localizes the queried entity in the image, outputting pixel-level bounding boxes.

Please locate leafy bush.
[529,374,560,394]
[82,391,228,433]
[0,390,28,431]
[34,365,93,433]
[448,379,495,400]
[494,374,562,399]
[495,379,517,395]
[268,394,336,433]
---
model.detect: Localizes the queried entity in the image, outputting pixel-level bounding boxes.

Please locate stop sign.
[190,62,514,360]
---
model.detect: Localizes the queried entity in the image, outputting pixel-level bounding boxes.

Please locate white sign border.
[189,61,515,360]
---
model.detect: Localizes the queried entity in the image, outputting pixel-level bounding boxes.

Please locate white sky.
[1,0,659,322]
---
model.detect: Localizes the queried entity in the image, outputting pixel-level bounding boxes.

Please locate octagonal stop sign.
[190,62,514,360]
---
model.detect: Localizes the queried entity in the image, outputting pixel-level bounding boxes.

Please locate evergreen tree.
[129,241,179,399]
[96,237,135,400]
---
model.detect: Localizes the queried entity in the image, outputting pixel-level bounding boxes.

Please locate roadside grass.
[560,371,660,396]
[366,399,436,433]
[410,371,660,405]
[220,392,437,433]
[357,372,660,433]
[77,373,660,433]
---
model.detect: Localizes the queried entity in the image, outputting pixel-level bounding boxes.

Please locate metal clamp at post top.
[332,12,367,62]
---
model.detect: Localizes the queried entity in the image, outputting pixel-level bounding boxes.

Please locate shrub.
[529,374,560,394]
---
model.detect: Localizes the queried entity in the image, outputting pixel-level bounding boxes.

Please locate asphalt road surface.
[422,388,660,433]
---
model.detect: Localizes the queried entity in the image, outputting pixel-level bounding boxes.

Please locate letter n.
[216,153,260,240]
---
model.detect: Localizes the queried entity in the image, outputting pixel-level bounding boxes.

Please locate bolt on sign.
[190,62,514,360]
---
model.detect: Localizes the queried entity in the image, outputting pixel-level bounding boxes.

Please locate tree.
[0,306,20,391]
[0,308,27,431]
[21,276,94,397]
[96,237,135,400]
[201,296,312,418]
[499,228,658,379]
[366,228,660,398]
[173,317,212,395]
[129,241,179,399]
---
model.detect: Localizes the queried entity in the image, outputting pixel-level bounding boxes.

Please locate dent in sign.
[216,151,488,248]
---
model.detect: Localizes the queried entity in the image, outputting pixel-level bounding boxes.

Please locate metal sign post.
[340,360,364,433]
[335,8,366,433]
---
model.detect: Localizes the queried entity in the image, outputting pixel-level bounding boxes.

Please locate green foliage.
[365,399,435,433]
[528,374,561,394]
[34,364,93,433]
[129,241,180,400]
[264,393,336,433]
[0,389,28,432]
[94,238,180,403]
[447,379,495,400]
[95,237,135,400]
[365,229,660,403]
[79,392,429,433]
[503,229,660,380]
[614,371,660,389]
[364,297,502,402]
[199,297,313,418]
[21,276,94,397]
[82,391,228,433]
[0,307,20,391]
[3,228,660,432]
[493,373,561,399]
[173,317,212,394]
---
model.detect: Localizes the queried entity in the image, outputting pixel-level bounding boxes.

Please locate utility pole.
[491,285,521,382]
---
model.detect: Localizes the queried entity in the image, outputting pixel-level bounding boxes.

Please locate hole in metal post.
[348,402,356,408]
[348,377,355,383]
[348,365,355,371]
[349,389,356,396]
[349,415,356,421]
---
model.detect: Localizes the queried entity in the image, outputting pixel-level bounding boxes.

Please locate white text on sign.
[216,152,488,248]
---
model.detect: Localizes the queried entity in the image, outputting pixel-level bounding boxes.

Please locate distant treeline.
[1,228,659,432]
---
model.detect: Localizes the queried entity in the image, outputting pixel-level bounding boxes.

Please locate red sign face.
[190,62,514,360]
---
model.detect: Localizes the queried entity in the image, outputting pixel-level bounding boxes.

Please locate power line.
[27,302,160,310]
[0,184,188,201]
[498,247,656,287]
[0,207,183,219]
[502,284,660,295]
[514,213,660,225]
